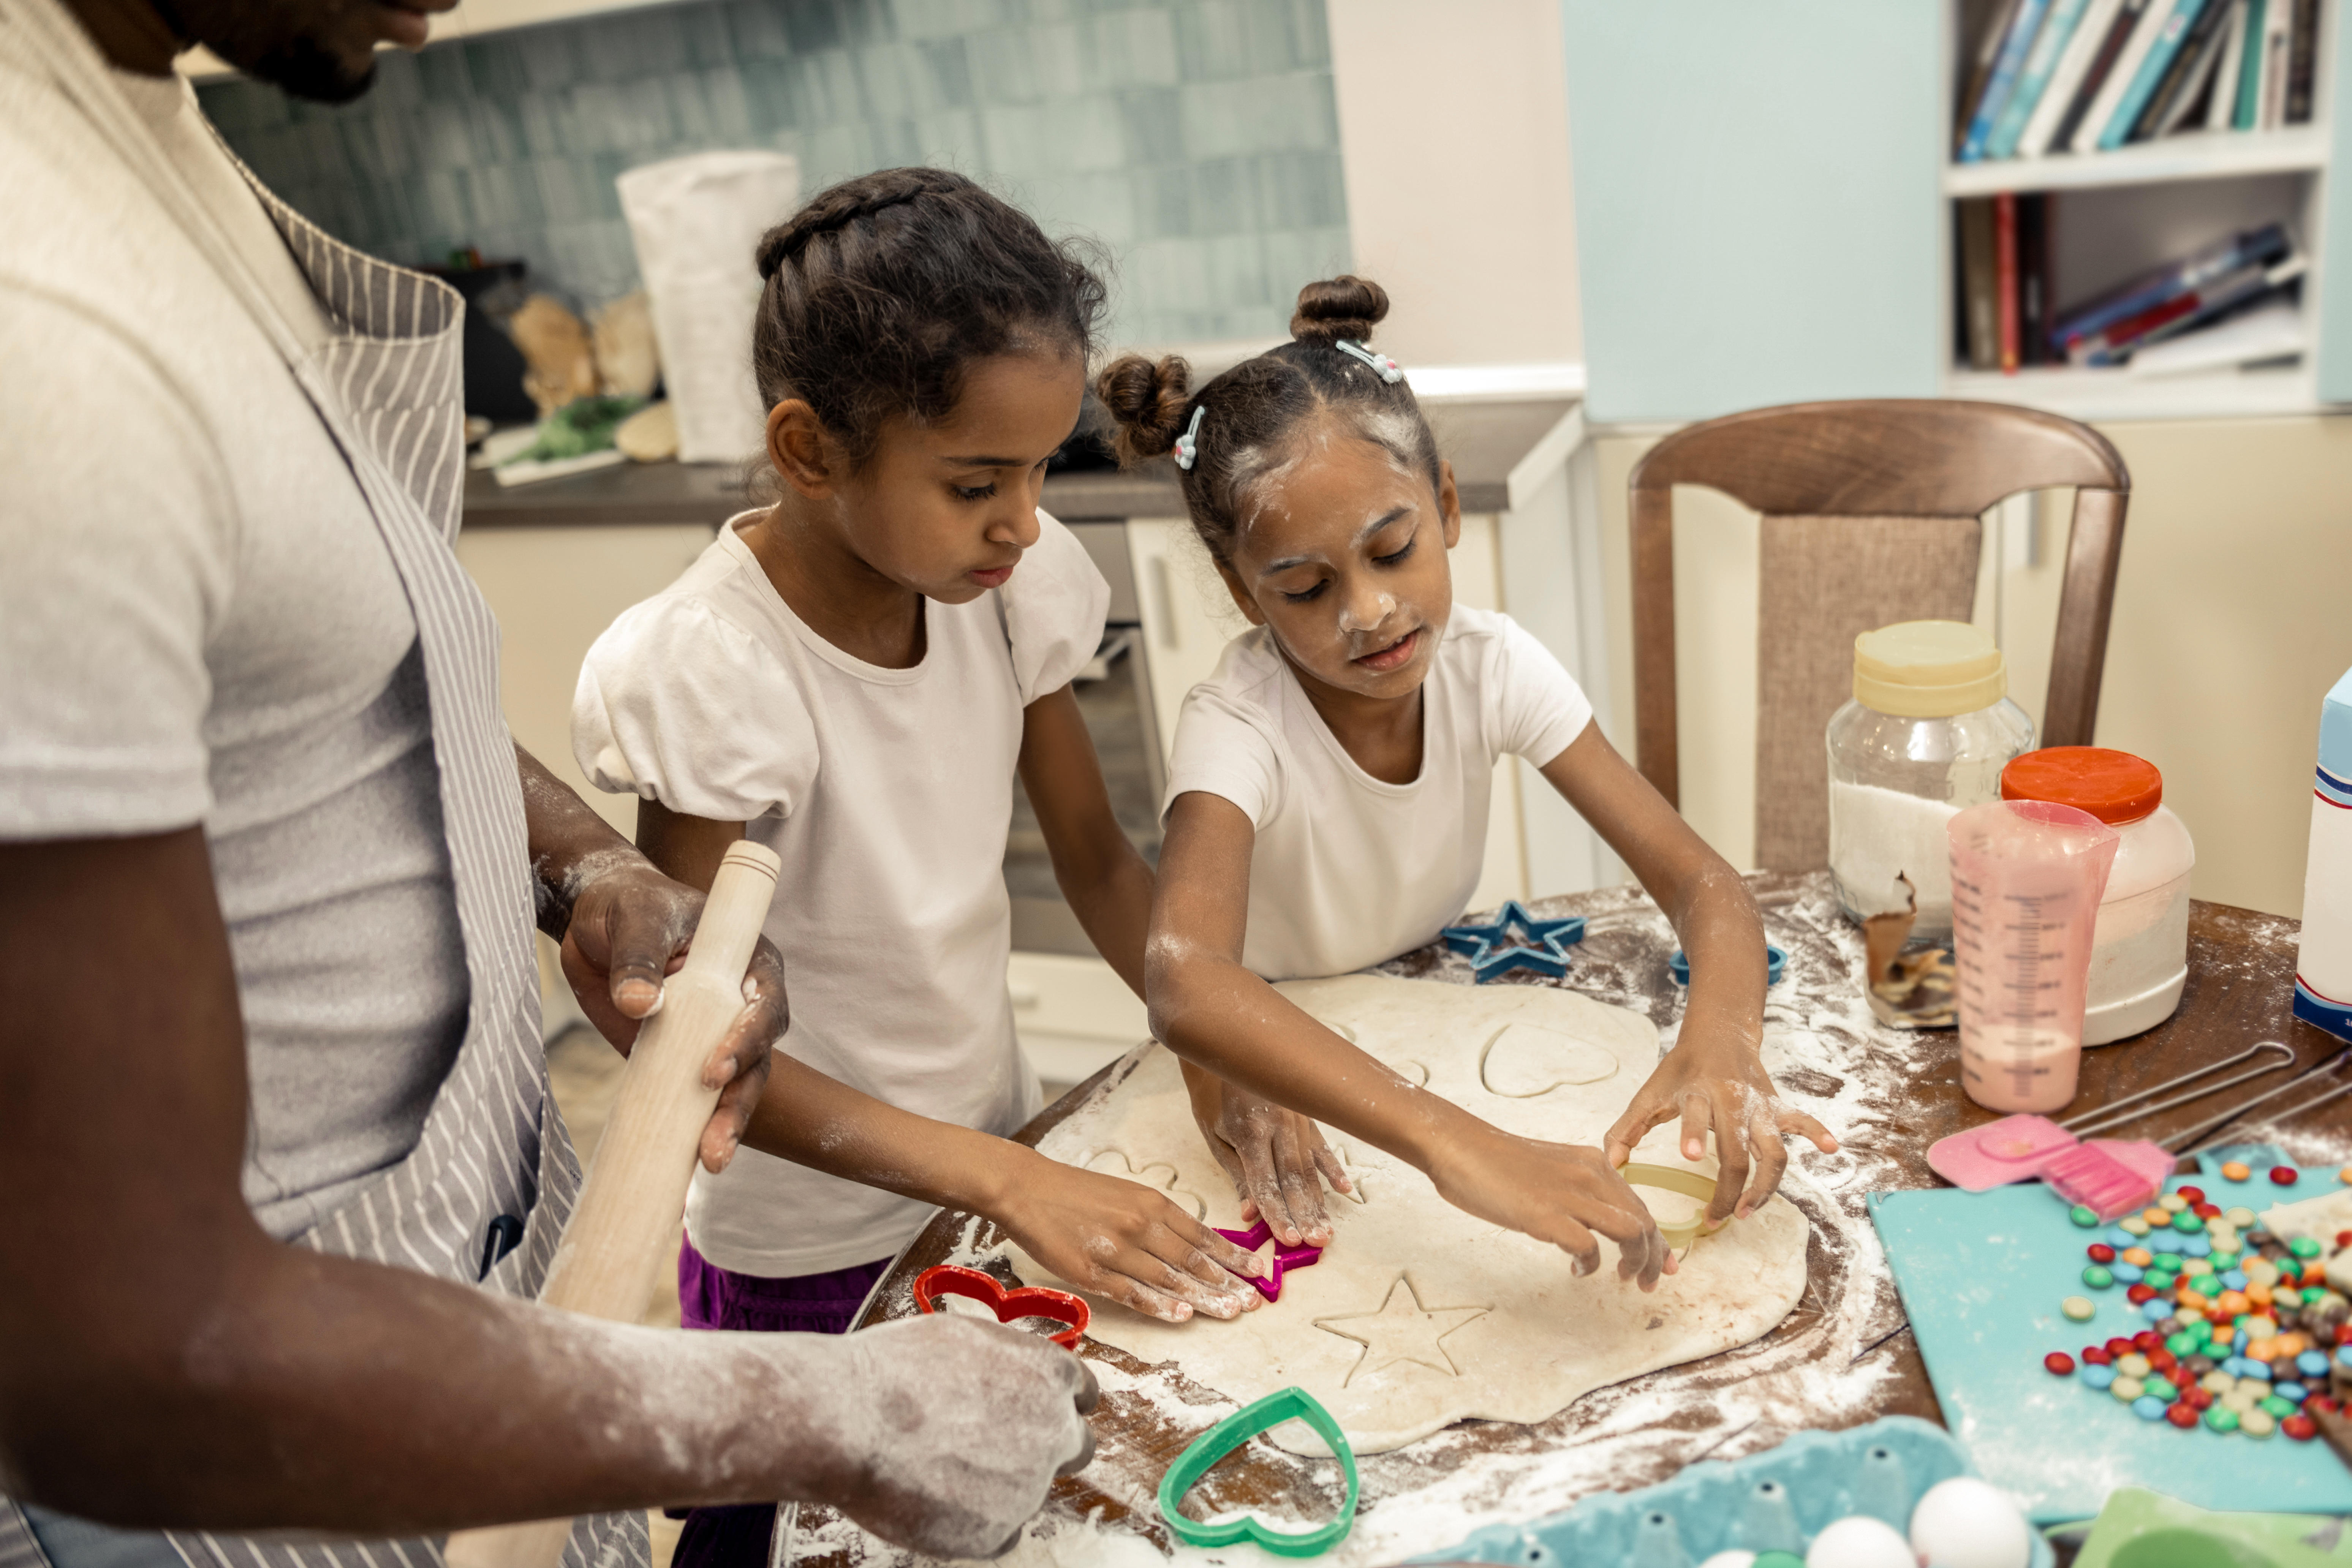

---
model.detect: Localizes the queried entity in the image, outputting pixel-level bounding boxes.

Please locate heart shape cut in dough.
[1478,1021,1619,1098]
[912,1264,1088,1349]
[1085,1149,1208,1218]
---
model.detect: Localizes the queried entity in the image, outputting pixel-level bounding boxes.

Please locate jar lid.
[1852,620,2007,718]
[2002,746,2163,824]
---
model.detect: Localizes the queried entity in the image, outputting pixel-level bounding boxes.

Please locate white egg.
[1805,1515,1918,1568]
[1908,1476,2031,1568]
[1698,1555,1757,1568]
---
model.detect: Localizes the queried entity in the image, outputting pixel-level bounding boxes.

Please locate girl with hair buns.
[573,169,1341,1568]
[1105,276,1838,1289]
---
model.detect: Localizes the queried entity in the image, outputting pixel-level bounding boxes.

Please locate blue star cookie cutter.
[1441,900,1588,983]
[1667,945,1787,986]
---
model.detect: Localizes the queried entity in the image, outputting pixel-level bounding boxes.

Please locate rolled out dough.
[999,974,1808,1455]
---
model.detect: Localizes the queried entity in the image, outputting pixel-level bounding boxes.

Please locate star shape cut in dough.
[1313,1276,1490,1385]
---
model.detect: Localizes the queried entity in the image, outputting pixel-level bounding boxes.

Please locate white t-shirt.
[574,512,1110,1276]
[1165,605,1593,982]
[0,65,469,1239]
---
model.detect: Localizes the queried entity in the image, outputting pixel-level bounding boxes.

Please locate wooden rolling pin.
[443,839,781,1568]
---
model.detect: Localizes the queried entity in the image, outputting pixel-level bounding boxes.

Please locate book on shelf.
[1950,0,2325,162]
[2019,191,2054,364]
[1961,0,2058,161]
[2129,296,2303,373]
[2022,0,2129,153]
[1957,193,2053,370]
[1960,197,2000,369]
[2070,252,2306,363]
[2134,0,2235,138]
[2050,221,2293,353]
[1988,0,2096,158]
[1996,192,2021,368]
[2049,0,2158,149]
[2097,0,2211,150]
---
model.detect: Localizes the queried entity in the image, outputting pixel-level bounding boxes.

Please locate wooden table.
[808,871,2346,1565]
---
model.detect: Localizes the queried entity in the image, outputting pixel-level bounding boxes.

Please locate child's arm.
[1536,724,1839,1222]
[1150,792,1672,1288]
[1017,686,1348,1247]
[637,800,1267,1324]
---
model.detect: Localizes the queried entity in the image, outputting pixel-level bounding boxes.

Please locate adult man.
[0,2,1096,1564]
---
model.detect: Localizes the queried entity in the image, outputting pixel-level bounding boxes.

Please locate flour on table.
[991,974,1809,1456]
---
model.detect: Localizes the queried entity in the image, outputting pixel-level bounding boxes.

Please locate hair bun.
[1290,275,1389,345]
[1095,353,1194,466]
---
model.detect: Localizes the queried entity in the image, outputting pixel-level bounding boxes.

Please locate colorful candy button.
[2084,1345,2114,1365]
[2063,1295,2097,1321]
[2150,1231,2184,1255]
[2261,1394,2295,1418]
[2115,1262,2146,1283]
[2300,1350,2331,1377]
[2285,1413,2320,1441]
[2132,1395,2169,1421]
[2084,1364,2118,1391]
[2112,1375,2146,1401]
[2143,1207,2174,1225]
[2273,1167,2301,1186]
[2222,1162,2253,1182]
[2179,1185,2206,1204]
[2291,1236,2323,1259]
[2145,1376,2180,1402]
[2088,1242,2118,1264]
[2166,1401,2200,1428]
[2045,1351,2076,1375]
[2117,1353,2152,1377]
[2070,1203,2101,1227]
[2206,1407,2242,1433]
[2083,1265,2115,1289]
[2161,1193,2190,1212]
[2127,1284,2157,1305]
[2173,1212,2206,1234]
[2244,1406,2279,1437]
[2121,1216,2151,1236]
[2201,1370,2237,1394]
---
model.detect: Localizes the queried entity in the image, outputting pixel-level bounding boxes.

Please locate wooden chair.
[1629,398,2130,872]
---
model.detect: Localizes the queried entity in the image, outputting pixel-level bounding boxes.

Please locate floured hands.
[1604,1037,1838,1224]
[993,1152,1266,1323]
[1181,1063,1350,1247]
[1426,1125,1671,1288]
[558,855,788,1173]
[822,1315,1098,1559]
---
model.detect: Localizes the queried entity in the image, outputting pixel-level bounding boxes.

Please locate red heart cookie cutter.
[911,1264,1089,1350]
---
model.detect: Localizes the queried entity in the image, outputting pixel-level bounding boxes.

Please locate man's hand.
[1604,1038,1838,1224]
[560,855,786,1174]
[1182,1064,1349,1247]
[819,1315,1098,1559]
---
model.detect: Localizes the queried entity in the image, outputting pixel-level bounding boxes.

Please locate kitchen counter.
[459,397,1578,528]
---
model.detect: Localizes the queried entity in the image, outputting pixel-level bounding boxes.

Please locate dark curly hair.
[751,167,1109,468]
[1094,276,1440,564]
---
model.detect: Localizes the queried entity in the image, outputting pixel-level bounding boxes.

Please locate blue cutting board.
[1868,1170,2352,1524]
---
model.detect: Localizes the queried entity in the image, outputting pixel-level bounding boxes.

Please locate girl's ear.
[1436,457,1463,551]
[766,400,839,498]
[1212,558,1266,628]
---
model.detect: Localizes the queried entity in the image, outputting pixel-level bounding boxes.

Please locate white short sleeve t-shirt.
[574,511,1109,1275]
[1165,605,1592,982]
[0,66,468,1240]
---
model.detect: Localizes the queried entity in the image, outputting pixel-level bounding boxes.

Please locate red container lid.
[2001,746,2163,825]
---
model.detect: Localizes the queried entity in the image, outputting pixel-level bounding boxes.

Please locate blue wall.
[199,0,1351,345]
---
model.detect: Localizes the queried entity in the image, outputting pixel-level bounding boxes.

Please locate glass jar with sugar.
[2000,747,2195,1044]
[1827,620,2034,942]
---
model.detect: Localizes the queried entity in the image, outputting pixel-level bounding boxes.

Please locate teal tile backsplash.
[199,0,1350,344]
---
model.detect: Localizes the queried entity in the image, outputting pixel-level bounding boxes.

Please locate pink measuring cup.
[1947,799,2119,1114]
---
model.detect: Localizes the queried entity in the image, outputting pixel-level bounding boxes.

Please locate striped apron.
[0,6,644,1568]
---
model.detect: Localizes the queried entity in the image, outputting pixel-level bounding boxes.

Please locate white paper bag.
[617,150,800,463]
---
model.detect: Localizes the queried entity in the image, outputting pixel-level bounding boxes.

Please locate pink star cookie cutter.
[1213,1219,1324,1303]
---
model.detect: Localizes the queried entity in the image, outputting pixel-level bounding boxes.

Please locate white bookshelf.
[1941,0,2335,417]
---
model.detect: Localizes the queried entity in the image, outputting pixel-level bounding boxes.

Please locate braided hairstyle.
[1095,276,1440,564]
[751,167,1108,467]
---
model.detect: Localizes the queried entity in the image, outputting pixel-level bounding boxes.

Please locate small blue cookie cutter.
[1668,945,1787,986]
[1441,900,1588,983]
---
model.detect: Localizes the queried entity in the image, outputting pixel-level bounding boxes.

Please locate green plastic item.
[1156,1386,1359,1557]
[2073,1486,2352,1567]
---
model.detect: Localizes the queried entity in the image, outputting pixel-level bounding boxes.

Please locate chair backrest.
[1629,398,2130,872]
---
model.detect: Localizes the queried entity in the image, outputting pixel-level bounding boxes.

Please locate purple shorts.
[669,1235,893,1568]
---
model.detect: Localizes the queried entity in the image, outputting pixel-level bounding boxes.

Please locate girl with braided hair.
[1106,277,1839,1292]
[574,169,1345,1567]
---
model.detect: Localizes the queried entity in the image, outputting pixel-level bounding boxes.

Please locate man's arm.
[0,827,1095,1554]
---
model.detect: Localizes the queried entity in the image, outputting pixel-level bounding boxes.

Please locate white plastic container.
[1828,620,2035,942]
[2295,664,2352,1040]
[2001,748,2195,1045]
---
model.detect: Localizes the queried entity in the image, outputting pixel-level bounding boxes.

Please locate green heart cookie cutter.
[1156,1385,1360,1557]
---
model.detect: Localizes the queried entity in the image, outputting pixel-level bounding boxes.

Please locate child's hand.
[1604,1040,1838,1224]
[1182,1065,1351,1247]
[994,1155,1267,1324]
[1425,1127,1671,1288]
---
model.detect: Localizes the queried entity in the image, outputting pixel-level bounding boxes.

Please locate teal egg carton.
[1416,1416,2054,1567]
